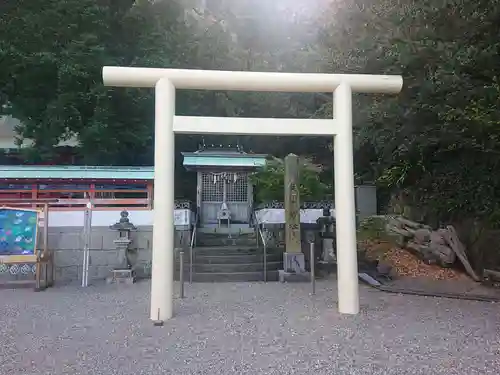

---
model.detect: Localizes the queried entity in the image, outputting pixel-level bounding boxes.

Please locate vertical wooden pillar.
[247,172,254,224]
[147,182,154,209]
[196,171,202,221]
[31,184,38,208]
[89,183,96,200]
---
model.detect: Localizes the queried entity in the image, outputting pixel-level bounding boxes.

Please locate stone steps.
[196,237,257,247]
[177,230,283,282]
[196,232,257,247]
[193,252,282,264]
[186,261,282,273]
[191,270,280,282]
[193,245,278,256]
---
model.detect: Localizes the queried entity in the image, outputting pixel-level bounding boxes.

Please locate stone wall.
[0,226,191,284]
[50,226,191,282]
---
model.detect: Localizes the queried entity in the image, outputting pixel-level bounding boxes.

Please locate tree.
[250,156,330,203]
[316,0,500,225]
[0,0,194,164]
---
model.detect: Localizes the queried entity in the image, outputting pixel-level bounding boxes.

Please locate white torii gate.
[102,67,403,323]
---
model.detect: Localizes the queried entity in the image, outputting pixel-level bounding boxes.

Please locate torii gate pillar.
[102,67,403,323]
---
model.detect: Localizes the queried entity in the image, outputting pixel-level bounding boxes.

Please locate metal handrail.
[253,211,268,282]
[189,212,198,284]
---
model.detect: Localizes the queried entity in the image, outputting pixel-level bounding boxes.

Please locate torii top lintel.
[102,67,403,94]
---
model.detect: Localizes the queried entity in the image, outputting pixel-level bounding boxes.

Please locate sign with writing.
[0,207,39,257]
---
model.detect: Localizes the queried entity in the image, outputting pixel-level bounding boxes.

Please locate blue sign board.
[0,208,39,256]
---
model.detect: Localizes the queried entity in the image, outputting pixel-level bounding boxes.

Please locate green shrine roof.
[182,148,267,169]
[0,165,154,180]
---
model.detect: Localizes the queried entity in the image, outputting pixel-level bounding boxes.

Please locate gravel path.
[1,280,499,375]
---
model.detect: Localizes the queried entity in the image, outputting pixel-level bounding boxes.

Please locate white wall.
[40,209,192,227]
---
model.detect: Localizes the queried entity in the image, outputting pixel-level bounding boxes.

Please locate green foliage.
[249,156,330,203]
[0,0,330,165]
[0,0,193,164]
[317,0,500,227]
[357,216,390,242]
[6,0,500,245]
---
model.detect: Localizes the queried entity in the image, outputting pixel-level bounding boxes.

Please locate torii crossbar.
[102,67,403,324]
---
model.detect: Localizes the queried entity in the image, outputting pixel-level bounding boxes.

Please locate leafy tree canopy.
[317,0,500,225]
[0,0,194,164]
[250,156,330,204]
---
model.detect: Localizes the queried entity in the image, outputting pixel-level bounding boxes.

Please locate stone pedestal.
[107,269,135,285]
[283,252,305,273]
[322,235,336,263]
[279,252,310,282]
[106,239,136,284]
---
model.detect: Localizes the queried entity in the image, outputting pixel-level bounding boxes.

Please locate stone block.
[55,265,79,281]
[279,252,310,283]
[137,230,153,250]
[88,249,122,267]
[54,249,82,267]
[137,248,152,262]
[90,231,104,250]
[56,231,82,250]
[317,261,337,276]
[107,276,135,285]
[101,230,119,250]
[47,228,72,249]
[47,232,58,249]
[322,238,336,263]
[135,261,151,278]
[283,252,306,273]
[93,265,113,279]
[278,270,310,283]
[106,269,135,284]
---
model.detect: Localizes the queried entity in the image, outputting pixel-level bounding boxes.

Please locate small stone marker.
[279,153,308,282]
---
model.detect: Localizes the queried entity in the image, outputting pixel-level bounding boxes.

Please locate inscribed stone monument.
[279,153,308,282]
[284,154,301,254]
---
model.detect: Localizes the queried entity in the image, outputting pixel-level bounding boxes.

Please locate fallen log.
[382,217,482,279]
[444,225,480,282]
[414,228,431,243]
[428,243,456,267]
[386,225,413,238]
[406,241,438,265]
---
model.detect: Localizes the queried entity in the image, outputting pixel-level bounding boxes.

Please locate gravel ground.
[1,280,499,375]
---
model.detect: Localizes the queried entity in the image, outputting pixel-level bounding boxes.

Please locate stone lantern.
[316,207,336,263]
[107,210,137,284]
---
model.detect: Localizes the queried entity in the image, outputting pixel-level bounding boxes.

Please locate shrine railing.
[189,211,198,284]
[0,183,152,210]
[253,211,268,282]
